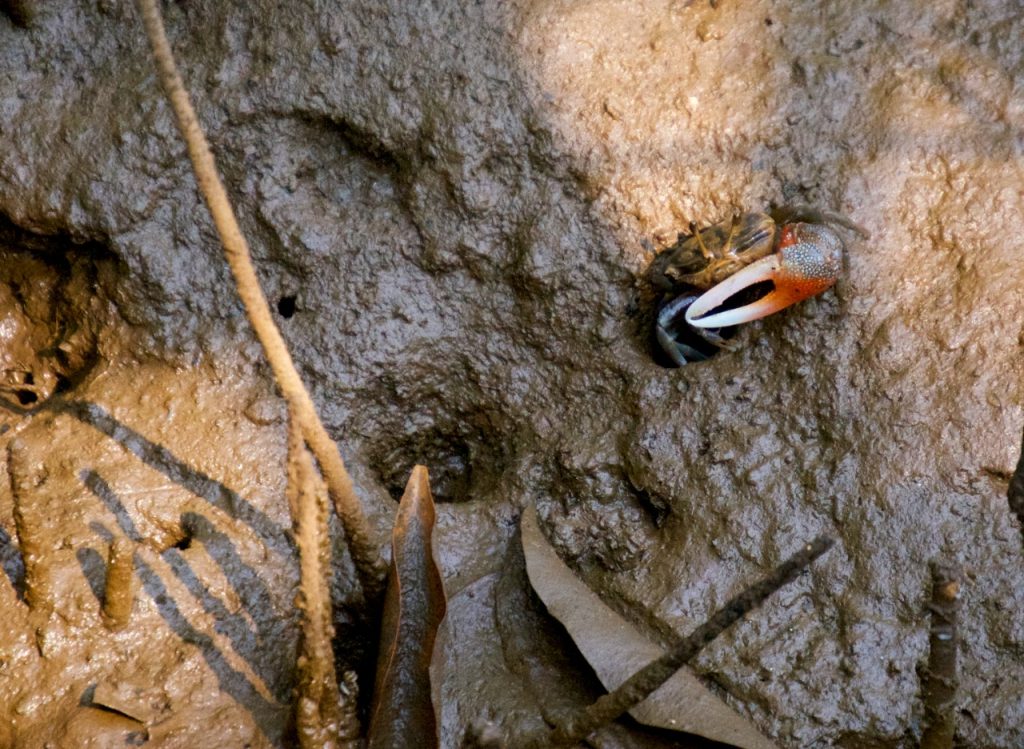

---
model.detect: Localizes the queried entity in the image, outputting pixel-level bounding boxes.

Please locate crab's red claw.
[685,223,844,329]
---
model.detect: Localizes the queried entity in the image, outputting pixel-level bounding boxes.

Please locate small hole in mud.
[277,294,297,319]
[172,535,192,551]
[764,17,773,26]
[15,389,37,405]
[647,279,776,368]
[22,372,33,385]
[634,486,671,527]
[54,374,71,393]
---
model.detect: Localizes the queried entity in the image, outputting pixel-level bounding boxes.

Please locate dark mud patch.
[367,413,511,505]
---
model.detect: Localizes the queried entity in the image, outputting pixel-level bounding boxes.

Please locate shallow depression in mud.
[367,417,509,504]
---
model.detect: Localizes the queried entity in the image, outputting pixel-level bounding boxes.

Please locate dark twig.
[921,561,961,749]
[524,535,834,748]
[1007,425,1024,551]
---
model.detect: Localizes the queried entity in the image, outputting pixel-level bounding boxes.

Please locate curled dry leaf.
[368,465,447,749]
[520,505,780,749]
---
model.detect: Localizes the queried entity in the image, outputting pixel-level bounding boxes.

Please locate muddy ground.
[2,1,1024,747]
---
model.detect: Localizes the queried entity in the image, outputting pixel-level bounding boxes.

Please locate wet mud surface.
[2,1,1024,746]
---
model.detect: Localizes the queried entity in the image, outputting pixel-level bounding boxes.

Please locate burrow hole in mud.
[14,389,37,405]
[645,278,775,369]
[149,521,193,555]
[368,418,508,504]
[277,294,297,319]
[0,216,115,407]
[11,374,73,406]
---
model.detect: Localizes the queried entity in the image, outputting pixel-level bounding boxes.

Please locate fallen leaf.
[520,505,780,749]
[429,571,550,748]
[368,465,447,749]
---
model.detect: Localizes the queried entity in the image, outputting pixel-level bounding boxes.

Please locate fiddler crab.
[650,206,868,367]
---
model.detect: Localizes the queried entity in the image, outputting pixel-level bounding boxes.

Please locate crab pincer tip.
[685,225,843,329]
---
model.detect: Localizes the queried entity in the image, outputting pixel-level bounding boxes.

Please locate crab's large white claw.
[685,224,843,329]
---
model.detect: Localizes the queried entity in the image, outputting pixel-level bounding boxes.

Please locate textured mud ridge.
[2,1,1024,747]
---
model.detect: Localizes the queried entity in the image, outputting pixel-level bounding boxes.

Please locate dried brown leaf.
[368,465,447,749]
[520,505,780,749]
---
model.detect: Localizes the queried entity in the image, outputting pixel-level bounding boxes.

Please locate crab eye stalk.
[684,223,844,329]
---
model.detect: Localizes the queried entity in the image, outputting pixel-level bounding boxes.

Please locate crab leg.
[685,224,843,329]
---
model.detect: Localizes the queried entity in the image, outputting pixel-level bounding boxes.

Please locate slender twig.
[132,0,386,601]
[921,561,960,749]
[1007,425,1024,551]
[523,536,834,748]
[289,416,346,748]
